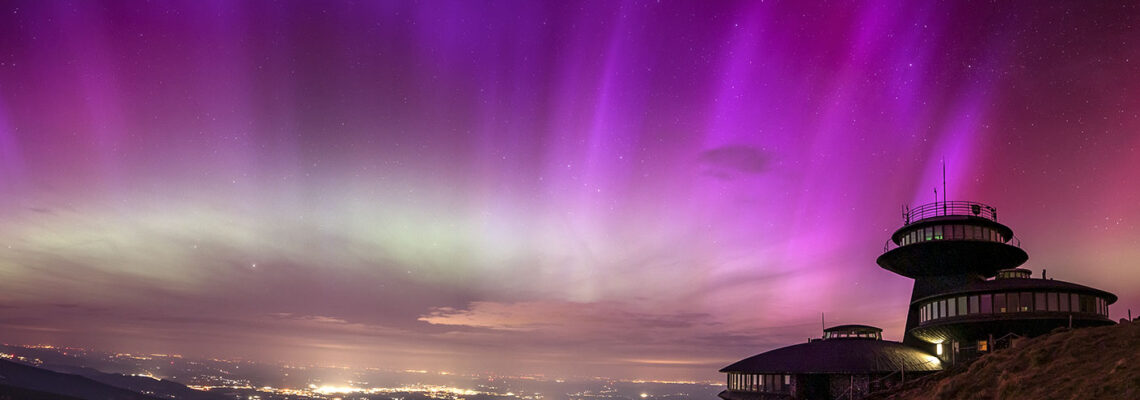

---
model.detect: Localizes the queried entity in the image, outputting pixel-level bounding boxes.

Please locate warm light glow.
[936,343,943,356]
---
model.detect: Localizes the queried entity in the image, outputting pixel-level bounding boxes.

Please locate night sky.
[1,0,1139,381]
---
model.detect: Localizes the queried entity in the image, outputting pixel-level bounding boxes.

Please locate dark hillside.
[0,359,161,400]
[867,321,1140,400]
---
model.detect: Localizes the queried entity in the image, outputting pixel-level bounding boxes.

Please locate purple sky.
[1,0,1139,381]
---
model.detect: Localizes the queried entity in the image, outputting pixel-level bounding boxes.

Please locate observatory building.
[719,325,940,400]
[877,201,1117,362]
[719,200,1118,400]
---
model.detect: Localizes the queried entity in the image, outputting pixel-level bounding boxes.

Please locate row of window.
[727,373,791,393]
[898,224,1006,246]
[919,292,1109,323]
[823,331,881,340]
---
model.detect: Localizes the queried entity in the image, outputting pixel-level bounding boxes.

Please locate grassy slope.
[868,321,1140,400]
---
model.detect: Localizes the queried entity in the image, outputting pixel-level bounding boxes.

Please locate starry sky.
[1,0,1139,381]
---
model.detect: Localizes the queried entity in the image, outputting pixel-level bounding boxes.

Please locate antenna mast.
[942,159,947,214]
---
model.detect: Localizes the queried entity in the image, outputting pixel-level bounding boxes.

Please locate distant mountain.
[43,365,227,400]
[868,321,1140,399]
[0,358,162,400]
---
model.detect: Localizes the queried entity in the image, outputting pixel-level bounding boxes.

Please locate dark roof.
[915,278,1118,304]
[824,324,882,333]
[720,339,942,374]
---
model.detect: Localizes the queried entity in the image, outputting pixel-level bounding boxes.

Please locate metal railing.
[904,201,997,225]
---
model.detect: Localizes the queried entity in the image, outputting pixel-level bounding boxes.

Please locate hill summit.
[868,320,1140,399]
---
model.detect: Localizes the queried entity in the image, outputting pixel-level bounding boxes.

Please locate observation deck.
[903,201,999,225]
[877,201,1028,278]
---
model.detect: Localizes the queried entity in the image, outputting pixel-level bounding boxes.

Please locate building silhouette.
[719,200,1118,400]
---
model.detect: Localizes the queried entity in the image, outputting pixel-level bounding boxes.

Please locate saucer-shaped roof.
[720,339,942,374]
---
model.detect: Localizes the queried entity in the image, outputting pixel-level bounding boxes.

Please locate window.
[925,227,933,241]
[954,225,965,239]
[978,340,988,352]
[1008,292,1020,313]
[980,294,993,313]
[934,301,941,319]
[1020,293,1033,312]
[965,226,975,239]
[934,225,943,240]
[948,297,957,317]
[1071,294,1080,312]
[969,296,980,314]
[958,297,967,315]
[1081,295,1095,313]
[784,375,790,385]
[1036,292,1047,311]
[995,293,1007,313]
[1059,293,1069,312]
[1048,292,1059,311]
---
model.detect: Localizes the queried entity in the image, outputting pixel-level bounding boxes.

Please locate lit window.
[1020,293,1033,312]
[977,340,988,352]
[936,343,943,356]
[1008,292,1020,312]
[995,293,1007,313]
[969,296,980,314]
[958,297,967,315]
[934,225,943,240]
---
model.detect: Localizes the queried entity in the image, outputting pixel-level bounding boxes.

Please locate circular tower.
[877,201,1117,363]
[876,201,1028,350]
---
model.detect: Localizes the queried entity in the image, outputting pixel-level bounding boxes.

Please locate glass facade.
[918,292,1110,323]
[727,373,792,394]
[897,223,1008,246]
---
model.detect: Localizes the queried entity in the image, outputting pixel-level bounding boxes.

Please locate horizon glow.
[1,0,1139,380]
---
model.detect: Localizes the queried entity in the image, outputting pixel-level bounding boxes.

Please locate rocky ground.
[866,320,1140,400]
